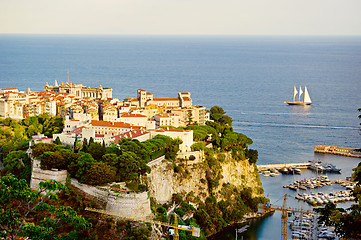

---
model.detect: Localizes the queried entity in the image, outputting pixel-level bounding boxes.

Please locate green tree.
[187,110,193,126]
[101,153,118,169]
[31,143,56,158]
[118,152,150,182]
[191,141,206,151]
[85,162,116,185]
[53,136,62,145]
[88,142,106,160]
[245,149,258,164]
[40,114,64,138]
[209,106,226,122]
[39,151,68,170]
[0,175,91,240]
[68,152,95,182]
[1,150,31,181]
[82,138,88,152]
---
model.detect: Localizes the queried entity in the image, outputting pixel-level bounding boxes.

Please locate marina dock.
[257,162,311,171]
[314,145,361,158]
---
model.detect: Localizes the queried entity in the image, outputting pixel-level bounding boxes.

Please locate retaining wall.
[30,159,67,189]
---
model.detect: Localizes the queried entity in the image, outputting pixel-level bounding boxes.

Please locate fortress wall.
[106,192,152,219]
[30,159,67,189]
[71,178,152,218]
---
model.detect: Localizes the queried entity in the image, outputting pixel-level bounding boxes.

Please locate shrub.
[85,162,116,185]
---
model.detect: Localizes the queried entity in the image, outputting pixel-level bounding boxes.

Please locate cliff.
[147,150,263,205]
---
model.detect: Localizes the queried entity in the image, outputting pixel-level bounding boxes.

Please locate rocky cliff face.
[147,151,263,204]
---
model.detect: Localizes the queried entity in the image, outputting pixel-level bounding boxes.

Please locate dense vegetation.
[155,106,265,237]
[0,174,91,240]
[0,114,64,161]
[187,106,257,164]
[0,105,264,239]
[32,134,181,190]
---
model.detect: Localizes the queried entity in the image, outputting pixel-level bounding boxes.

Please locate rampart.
[30,159,152,219]
[30,159,67,189]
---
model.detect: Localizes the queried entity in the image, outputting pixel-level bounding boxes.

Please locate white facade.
[150,128,193,153]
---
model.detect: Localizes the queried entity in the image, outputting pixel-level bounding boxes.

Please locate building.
[101,102,118,122]
[136,89,192,108]
[150,128,193,153]
[44,80,112,99]
[152,112,182,128]
[111,129,150,143]
[118,112,149,127]
[170,105,207,126]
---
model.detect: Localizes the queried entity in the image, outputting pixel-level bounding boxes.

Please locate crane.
[257,194,318,240]
[85,207,200,239]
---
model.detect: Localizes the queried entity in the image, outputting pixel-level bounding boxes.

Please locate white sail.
[293,86,298,102]
[304,85,312,103]
[298,85,303,102]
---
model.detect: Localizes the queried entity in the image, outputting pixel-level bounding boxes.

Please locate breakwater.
[257,162,311,171]
[314,145,361,158]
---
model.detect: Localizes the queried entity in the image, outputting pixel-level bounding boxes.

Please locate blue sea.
[1,35,360,239]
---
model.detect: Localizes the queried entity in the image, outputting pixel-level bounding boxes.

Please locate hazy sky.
[0,0,360,35]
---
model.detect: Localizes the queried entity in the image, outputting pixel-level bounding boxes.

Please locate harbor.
[257,162,311,171]
[314,145,361,158]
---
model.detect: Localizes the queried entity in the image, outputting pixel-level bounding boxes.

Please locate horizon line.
[1,33,361,37]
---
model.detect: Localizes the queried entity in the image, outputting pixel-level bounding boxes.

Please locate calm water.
[1,35,360,239]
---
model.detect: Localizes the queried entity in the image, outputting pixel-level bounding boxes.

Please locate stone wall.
[177,151,204,164]
[30,159,152,219]
[106,192,152,219]
[30,159,67,189]
[71,178,152,219]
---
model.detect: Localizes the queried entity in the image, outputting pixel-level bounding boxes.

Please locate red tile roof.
[112,129,149,143]
[119,113,147,118]
[90,120,133,128]
[153,97,178,101]
[71,126,85,135]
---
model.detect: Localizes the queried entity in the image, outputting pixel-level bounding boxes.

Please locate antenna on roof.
[67,72,69,83]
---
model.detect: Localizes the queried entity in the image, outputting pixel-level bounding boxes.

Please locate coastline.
[207,211,274,239]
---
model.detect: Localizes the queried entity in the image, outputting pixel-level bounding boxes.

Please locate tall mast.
[298,85,303,102]
[293,86,298,102]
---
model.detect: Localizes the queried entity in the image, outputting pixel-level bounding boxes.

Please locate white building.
[150,128,193,153]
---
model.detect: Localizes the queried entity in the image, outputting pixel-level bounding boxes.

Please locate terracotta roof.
[124,98,138,101]
[153,97,179,101]
[119,113,147,118]
[71,126,85,135]
[112,129,149,143]
[90,120,133,128]
[137,88,146,91]
[2,88,18,90]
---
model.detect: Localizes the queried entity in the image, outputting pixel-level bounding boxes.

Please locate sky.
[0,0,361,35]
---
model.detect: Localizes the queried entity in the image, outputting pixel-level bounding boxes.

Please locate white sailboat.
[285,85,312,105]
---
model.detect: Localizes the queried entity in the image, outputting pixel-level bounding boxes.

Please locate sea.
[0,35,361,239]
